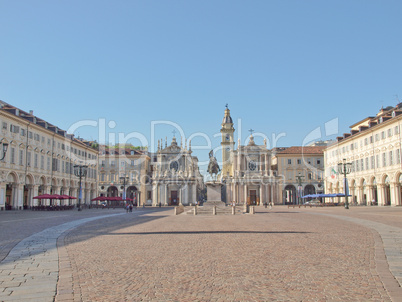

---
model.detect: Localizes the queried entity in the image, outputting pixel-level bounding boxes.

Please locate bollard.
[174,207,177,215]
[232,206,235,215]
[194,206,197,215]
[213,205,216,215]
[244,204,249,213]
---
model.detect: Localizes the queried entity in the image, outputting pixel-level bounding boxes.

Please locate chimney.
[29,110,33,115]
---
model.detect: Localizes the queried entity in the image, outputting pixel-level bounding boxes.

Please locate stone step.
[185,207,245,215]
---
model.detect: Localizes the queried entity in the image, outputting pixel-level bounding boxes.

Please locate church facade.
[220,107,282,205]
[152,136,204,206]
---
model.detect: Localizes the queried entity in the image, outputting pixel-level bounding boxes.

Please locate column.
[13,184,23,210]
[192,183,196,204]
[164,184,168,206]
[152,183,158,206]
[356,186,363,205]
[187,183,191,205]
[259,185,263,206]
[27,185,34,208]
[244,184,248,205]
[0,183,6,210]
[32,185,39,207]
[378,185,385,206]
[390,182,398,206]
[265,154,269,176]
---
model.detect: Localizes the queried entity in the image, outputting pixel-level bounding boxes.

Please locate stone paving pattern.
[62,207,402,301]
[1,206,402,301]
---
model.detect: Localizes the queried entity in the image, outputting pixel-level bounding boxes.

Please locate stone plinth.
[205,181,224,205]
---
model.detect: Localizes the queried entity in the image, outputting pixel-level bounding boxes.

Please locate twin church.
[149,105,281,206]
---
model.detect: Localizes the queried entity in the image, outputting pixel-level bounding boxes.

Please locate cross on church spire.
[225,103,228,109]
[172,130,176,137]
[248,129,255,135]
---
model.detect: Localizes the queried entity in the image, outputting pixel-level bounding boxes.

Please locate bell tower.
[220,104,235,177]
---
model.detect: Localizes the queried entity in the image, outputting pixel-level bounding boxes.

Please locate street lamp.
[74,164,88,211]
[295,172,304,205]
[0,140,9,161]
[338,158,352,209]
[120,175,129,203]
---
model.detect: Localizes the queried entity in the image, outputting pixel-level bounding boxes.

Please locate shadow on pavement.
[107,230,312,235]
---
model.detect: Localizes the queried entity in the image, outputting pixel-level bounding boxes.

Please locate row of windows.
[99,172,147,183]
[3,121,96,160]
[285,170,323,181]
[7,148,96,179]
[286,158,321,165]
[330,125,400,157]
[101,159,147,168]
[332,149,401,173]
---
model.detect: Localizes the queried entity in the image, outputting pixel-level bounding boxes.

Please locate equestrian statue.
[207,150,220,181]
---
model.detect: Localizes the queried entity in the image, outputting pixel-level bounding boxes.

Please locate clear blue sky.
[1,0,402,172]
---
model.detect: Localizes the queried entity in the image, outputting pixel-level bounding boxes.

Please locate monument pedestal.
[205,181,224,206]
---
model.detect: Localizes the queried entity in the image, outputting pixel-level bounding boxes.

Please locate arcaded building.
[98,146,152,206]
[0,100,98,210]
[325,104,402,206]
[271,146,325,204]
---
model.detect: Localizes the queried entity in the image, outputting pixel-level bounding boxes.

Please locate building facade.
[98,146,152,206]
[221,107,281,205]
[325,104,402,206]
[271,146,325,204]
[152,136,204,206]
[0,101,98,210]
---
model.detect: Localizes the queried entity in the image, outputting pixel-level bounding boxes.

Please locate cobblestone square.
[1,206,402,301]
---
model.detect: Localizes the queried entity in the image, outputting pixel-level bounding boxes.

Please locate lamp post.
[120,175,129,204]
[295,172,304,205]
[74,164,88,211]
[0,140,9,161]
[338,158,352,209]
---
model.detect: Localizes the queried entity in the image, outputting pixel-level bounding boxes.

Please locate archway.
[349,179,357,205]
[372,178,378,206]
[384,175,391,206]
[6,172,18,210]
[361,179,367,205]
[127,186,138,205]
[23,174,34,209]
[284,185,296,205]
[304,184,315,196]
[107,186,118,197]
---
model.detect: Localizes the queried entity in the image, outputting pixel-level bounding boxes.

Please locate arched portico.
[382,175,391,206]
[284,184,296,205]
[107,186,118,197]
[23,174,35,209]
[127,186,138,205]
[5,172,20,210]
[304,184,315,196]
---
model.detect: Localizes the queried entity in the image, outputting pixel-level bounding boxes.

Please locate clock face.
[226,147,230,152]
[170,160,179,171]
[225,134,230,141]
[248,161,256,171]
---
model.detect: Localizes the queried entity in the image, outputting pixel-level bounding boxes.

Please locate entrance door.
[249,190,257,205]
[171,191,178,205]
